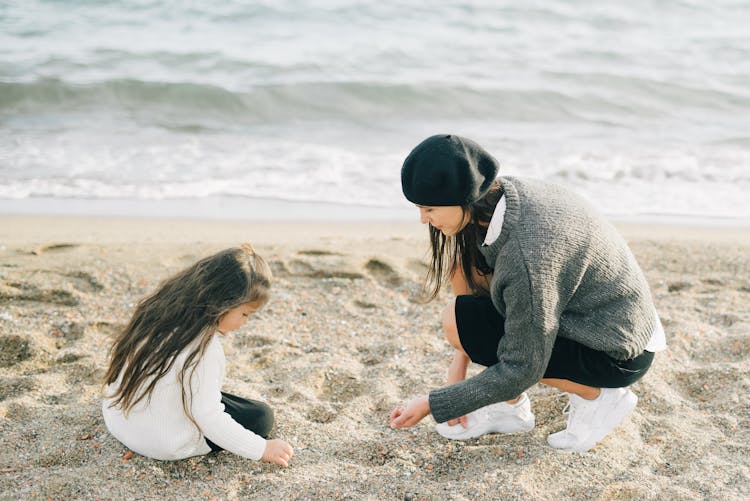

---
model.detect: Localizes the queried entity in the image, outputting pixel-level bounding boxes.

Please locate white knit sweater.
[102,335,266,461]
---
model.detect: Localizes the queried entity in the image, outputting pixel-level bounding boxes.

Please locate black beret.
[401,134,500,206]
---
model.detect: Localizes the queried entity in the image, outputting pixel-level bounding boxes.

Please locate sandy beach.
[0,215,748,500]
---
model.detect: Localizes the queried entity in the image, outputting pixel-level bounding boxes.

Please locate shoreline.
[2,214,748,249]
[2,197,750,228]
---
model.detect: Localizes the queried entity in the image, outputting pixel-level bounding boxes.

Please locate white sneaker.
[435,393,535,440]
[547,387,638,452]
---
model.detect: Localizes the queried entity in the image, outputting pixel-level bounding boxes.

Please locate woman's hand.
[389,396,430,429]
[261,439,294,467]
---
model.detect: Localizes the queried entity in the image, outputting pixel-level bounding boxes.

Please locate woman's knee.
[442,298,461,350]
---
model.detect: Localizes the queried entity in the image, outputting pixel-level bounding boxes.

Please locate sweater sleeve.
[189,338,267,460]
[428,244,559,424]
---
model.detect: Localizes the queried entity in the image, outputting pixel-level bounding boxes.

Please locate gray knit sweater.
[428,177,657,424]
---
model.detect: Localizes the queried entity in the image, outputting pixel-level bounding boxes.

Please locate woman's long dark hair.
[423,180,504,300]
[104,244,271,427]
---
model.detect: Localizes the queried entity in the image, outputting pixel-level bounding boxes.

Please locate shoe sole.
[562,390,638,453]
[436,417,535,440]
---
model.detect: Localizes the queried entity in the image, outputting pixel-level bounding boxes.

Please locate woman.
[389,134,665,452]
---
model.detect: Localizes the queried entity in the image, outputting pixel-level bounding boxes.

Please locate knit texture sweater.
[102,335,266,461]
[428,177,657,423]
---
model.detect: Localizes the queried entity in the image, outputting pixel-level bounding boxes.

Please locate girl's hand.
[389,396,430,429]
[262,439,294,467]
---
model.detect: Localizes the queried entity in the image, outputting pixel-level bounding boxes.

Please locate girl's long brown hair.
[423,180,504,300]
[104,244,271,426]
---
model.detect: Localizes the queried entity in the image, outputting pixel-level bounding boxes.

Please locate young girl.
[389,135,666,452]
[103,244,293,466]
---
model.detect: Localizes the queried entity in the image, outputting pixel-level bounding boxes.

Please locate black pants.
[455,295,654,388]
[205,392,275,452]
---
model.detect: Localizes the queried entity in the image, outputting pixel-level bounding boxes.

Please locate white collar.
[482,194,506,246]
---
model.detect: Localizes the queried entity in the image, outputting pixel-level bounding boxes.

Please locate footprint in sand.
[0,335,33,367]
[33,288,78,305]
[707,312,742,328]
[692,332,749,363]
[283,258,365,279]
[0,376,35,401]
[50,321,86,343]
[269,260,291,277]
[307,269,364,279]
[599,482,657,500]
[337,441,397,467]
[37,446,89,469]
[636,392,676,415]
[667,281,692,293]
[297,249,342,256]
[365,259,402,288]
[0,281,78,306]
[64,362,104,385]
[357,343,400,366]
[62,270,104,293]
[243,335,275,348]
[306,404,338,423]
[86,321,124,339]
[22,270,105,294]
[4,402,34,422]
[407,259,429,277]
[55,352,88,364]
[528,394,569,426]
[30,243,79,255]
[288,259,315,275]
[320,370,364,403]
[353,300,378,310]
[674,367,745,406]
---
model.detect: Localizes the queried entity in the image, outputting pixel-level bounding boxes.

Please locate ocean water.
[1,0,749,220]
